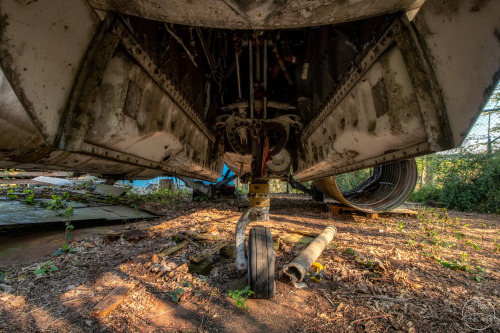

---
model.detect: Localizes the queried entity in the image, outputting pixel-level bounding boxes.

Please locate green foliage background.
[411,84,500,214]
[411,151,499,214]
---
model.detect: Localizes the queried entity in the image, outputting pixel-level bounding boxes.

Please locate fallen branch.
[354,295,413,303]
[287,229,320,238]
[350,314,391,325]
[320,289,335,307]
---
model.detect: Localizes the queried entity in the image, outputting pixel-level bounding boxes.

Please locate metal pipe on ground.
[283,226,337,282]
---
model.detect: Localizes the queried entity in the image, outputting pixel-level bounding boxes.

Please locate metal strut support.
[235,182,270,270]
[164,23,198,67]
[249,40,254,118]
[235,207,252,270]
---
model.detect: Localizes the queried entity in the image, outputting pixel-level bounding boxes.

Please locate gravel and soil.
[0,191,498,332]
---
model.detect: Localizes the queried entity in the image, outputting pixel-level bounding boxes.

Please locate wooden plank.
[327,204,355,216]
[90,283,136,317]
[326,203,417,218]
[183,230,220,241]
[158,240,190,258]
[0,179,52,185]
[388,208,418,216]
[189,241,230,263]
[1,171,70,178]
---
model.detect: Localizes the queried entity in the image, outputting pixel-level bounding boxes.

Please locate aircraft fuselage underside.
[0,0,498,185]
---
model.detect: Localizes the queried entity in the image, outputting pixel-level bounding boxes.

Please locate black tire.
[248,226,275,299]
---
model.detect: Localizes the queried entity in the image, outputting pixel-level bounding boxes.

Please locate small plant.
[63,205,75,241]
[473,275,485,282]
[181,280,194,289]
[397,221,405,231]
[52,243,78,257]
[466,240,481,251]
[46,196,76,256]
[6,188,17,200]
[104,195,118,204]
[23,189,35,204]
[46,194,66,210]
[343,248,358,256]
[423,251,435,259]
[228,285,254,310]
[2,168,16,180]
[438,259,468,271]
[33,260,58,275]
[168,288,184,303]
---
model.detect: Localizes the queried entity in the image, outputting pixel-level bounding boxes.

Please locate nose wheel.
[235,183,275,299]
[248,226,275,299]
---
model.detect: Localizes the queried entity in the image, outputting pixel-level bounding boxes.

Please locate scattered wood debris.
[90,283,136,317]
[0,195,498,333]
[158,240,190,258]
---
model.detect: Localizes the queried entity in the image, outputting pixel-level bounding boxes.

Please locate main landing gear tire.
[248,226,275,299]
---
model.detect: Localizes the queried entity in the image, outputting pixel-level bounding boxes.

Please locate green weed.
[7,188,17,200]
[23,189,36,204]
[44,194,66,210]
[228,286,254,310]
[168,288,184,303]
[52,243,78,257]
[33,260,58,275]
[438,259,468,271]
[466,240,481,250]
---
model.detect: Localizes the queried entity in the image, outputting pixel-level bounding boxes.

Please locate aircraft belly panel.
[0,0,101,145]
[412,0,500,146]
[88,0,424,30]
[295,0,500,181]
[296,36,431,181]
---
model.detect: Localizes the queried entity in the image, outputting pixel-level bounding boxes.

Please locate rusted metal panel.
[295,0,500,181]
[411,0,500,146]
[88,0,424,29]
[296,39,429,181]
[0,66,219,181]
[72,22,221,181]
[0,0,101,145]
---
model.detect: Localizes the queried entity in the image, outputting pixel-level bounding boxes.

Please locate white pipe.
[283,226,337,281]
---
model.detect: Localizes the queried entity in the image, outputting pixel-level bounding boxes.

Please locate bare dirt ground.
[0,194,498,332]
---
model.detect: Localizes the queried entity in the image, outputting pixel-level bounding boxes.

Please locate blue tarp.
[129,165,234,188]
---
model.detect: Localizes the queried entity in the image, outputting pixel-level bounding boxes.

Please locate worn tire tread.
[248,226,275,299]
